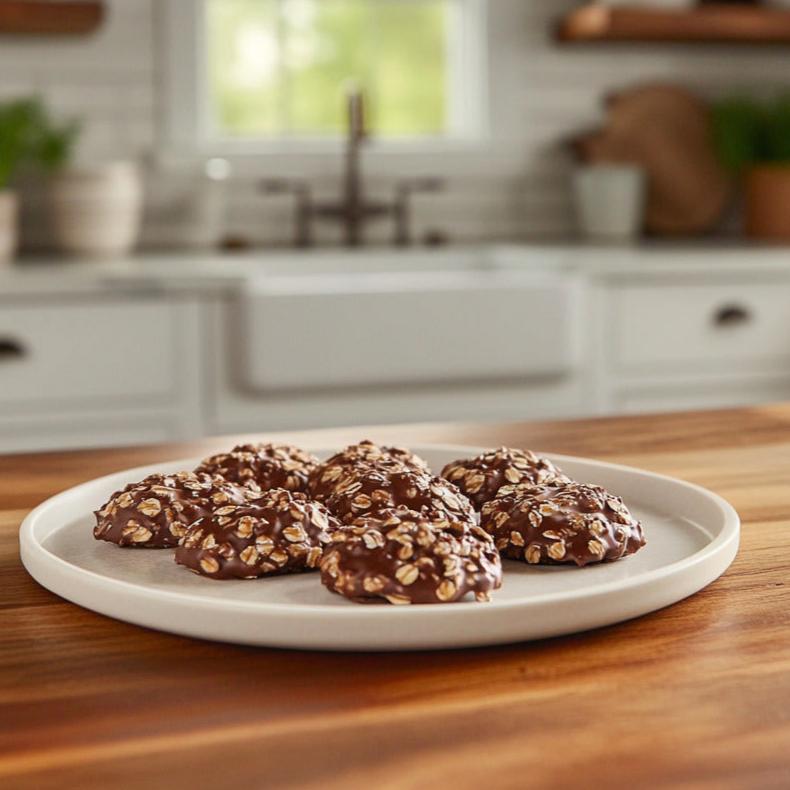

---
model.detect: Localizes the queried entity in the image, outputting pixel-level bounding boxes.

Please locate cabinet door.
[613,282,790,374]
[0,296,177,409]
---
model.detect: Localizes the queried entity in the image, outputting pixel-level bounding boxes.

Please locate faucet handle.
[260,177,303,194]
[393,177,445,247]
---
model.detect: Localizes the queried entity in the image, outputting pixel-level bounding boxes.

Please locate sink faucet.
[261,86,443,248]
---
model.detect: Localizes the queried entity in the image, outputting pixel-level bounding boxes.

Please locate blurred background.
[2,0,790,454]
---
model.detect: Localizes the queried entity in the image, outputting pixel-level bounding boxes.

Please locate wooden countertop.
[2,406,789,788]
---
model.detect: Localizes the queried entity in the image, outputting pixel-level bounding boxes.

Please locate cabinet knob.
[0,338,27,360]
[713,304,752,328]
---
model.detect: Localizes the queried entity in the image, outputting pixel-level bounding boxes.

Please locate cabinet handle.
[713,304,752,328]
[0,338,27,360]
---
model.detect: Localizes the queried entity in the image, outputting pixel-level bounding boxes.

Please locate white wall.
[3,0,790,249]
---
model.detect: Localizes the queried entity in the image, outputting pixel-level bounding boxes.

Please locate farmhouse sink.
[239,265,582,392]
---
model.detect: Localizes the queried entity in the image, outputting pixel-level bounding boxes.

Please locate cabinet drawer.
[614,283,790,373]
[0,296,177,407]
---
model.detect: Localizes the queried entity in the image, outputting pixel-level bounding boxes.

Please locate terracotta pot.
[0,190,18,265]
[745,165,790,240]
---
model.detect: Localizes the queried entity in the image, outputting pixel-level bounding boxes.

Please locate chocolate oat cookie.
[308,440,429,502]
[442,446,570,511]
[195,443,318,493]
[175,488,339,580]
[325,467,476,525]
[480,481,646,567]
[320,509,502,604]
[94,472,253,548]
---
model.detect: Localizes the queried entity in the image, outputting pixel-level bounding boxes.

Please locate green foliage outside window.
[207,0,450,138]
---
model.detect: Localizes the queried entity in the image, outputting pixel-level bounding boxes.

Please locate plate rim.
[19,443,741,618]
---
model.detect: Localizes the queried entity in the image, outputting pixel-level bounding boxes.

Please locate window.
[164,0,486,151]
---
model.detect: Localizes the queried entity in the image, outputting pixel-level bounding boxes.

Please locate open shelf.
[557,3,790,45]
[0,1,103,36]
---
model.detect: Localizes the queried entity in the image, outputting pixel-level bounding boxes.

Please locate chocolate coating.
[175,488,339,580]
[308,440,429,501]
[320,509,502,604]
[325,467,476,526]
[195,443,318,493]
[442,446,570,511]
[480,482,646,567]
[94,472,252,548]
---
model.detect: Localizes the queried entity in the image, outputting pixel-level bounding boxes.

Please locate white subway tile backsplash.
[0,81,39,99]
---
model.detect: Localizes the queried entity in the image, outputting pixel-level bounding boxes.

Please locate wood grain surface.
[558,4,790,44]
[0,1,103,36]
[2,406,790,789]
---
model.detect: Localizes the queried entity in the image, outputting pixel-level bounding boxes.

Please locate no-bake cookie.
[480,481,646,567]
[320,509,502,604]
[308,440,429,501]
[195,443,318,493]
[94,472,253,548]
[442,446,570,511]
[325,467,476,525]
[175,487,339,579]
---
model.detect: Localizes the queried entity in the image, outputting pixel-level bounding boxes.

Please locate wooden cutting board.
[574,84,731,235]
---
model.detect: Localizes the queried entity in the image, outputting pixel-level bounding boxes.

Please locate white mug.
[573,165,646,242]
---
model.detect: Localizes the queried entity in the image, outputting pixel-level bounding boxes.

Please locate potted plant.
[2,96,142,259]
[712,96,790,240]
[0,99,47,265]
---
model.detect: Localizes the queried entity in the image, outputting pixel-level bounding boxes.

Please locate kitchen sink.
[239,261,582,392]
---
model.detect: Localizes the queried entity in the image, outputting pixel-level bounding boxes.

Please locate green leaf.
[0,96,80,188]
[711,95,790,172]
[711,98,761,175]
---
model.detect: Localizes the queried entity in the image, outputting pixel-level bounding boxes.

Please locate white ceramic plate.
[19,445,739,651]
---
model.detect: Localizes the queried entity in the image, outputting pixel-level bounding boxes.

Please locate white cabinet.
[614,378,790,415]
[4,247,790,453]
[0,292,204,453]
[600,272,790,416]
[613,281,790,375]
[0,299,176,406]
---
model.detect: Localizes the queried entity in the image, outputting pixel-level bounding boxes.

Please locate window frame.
[160,0,490,163]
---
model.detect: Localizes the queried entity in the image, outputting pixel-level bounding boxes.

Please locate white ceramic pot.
[573,165,645,242]
[0,190,18,266]
[51,162,143,258]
